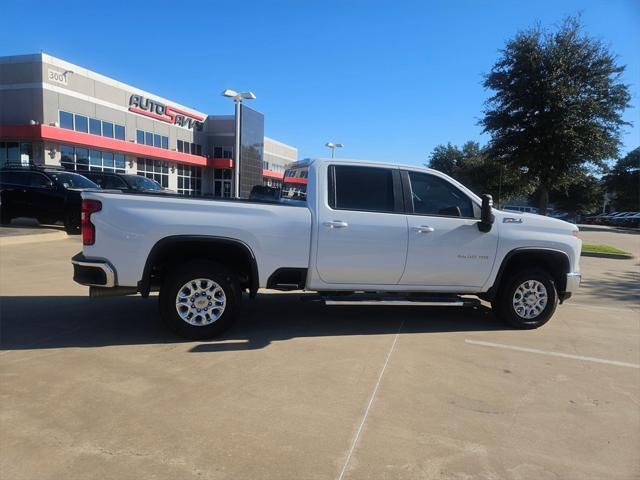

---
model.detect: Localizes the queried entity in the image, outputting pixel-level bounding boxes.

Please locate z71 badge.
[503,217,523,224]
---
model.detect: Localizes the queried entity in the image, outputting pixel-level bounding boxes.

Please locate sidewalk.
[0,219,69,246]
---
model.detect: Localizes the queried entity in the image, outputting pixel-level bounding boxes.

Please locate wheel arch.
[486,248,570,302]
[138,235,259,298]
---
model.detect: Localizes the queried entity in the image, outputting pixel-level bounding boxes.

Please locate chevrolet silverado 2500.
[72,158,581,339]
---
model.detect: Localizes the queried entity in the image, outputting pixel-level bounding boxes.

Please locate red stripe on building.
[283,176,308,185]
[263,169,284,180]
[0,124,232,168]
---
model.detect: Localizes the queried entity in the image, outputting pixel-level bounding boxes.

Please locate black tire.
[159,260,240,339]
[492,269,558,329]
[64,211,81,235]
[0,205,12,226]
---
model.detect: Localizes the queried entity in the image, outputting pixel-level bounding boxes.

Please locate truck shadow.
[0,293,506,352]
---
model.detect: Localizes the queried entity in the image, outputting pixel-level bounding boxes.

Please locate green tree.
[427,141,532,206]
[480,16,631,215]
[605,147,640,211]
[549,170,604,215]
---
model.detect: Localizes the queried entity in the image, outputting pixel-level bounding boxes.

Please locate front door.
[400,170,498,288]
[316,164,408,285]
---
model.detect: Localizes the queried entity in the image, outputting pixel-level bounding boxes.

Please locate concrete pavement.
[1,231,638,479]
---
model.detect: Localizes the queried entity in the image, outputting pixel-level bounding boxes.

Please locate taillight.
[82,199,102,245]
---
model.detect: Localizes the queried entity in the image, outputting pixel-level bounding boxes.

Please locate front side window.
[49,172,98,189]
[408,171,474,218]
[330,165,395,213]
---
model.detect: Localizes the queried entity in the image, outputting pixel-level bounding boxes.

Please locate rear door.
[1,171,30,215]
[315,164,408,285]
[27,173,65,219]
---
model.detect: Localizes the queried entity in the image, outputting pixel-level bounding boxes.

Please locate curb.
[0,231,70,247]
[581,251,634,260]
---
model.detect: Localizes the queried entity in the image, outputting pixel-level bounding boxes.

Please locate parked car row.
[0,165,175,234]
[583,211,640,228]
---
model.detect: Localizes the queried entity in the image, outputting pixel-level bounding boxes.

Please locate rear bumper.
[71,252,116,287]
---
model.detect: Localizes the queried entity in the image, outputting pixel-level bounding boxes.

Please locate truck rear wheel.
[492,269,558,329]
[159,260,239,339]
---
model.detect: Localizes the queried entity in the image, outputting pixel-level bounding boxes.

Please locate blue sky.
[2,0,638,164]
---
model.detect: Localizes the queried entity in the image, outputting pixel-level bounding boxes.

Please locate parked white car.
[72,158,582,338]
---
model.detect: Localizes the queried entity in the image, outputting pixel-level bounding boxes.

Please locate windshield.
[281,165,309,202]
[49,172,99,189]
[126,175,163,190]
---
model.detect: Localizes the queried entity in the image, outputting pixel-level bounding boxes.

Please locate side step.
[316,293,480,307]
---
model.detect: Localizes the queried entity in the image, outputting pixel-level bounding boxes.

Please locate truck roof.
[297,157,443,175]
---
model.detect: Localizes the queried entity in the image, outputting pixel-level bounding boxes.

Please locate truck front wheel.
[492,269,558,329]
[159,261,239,339]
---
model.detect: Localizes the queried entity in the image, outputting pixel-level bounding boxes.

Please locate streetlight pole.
[325,142,343,158]
[221,89,256,198]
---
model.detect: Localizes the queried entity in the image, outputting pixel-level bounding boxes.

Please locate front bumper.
[71,252,116,287]
[560,272,581,302]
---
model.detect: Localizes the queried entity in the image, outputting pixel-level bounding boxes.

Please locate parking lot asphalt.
[1,230,639,480]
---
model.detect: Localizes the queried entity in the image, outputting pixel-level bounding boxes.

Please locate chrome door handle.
[323,220,348,229]
[413,225,435,233]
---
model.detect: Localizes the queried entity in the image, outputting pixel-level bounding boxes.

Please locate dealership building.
[0,53,297,197]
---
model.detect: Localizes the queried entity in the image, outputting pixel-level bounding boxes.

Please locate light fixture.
[325,142,344,158]
[220,88,257,198]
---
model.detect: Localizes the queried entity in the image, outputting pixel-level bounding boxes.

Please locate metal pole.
[234,100,241,198]
[331,147,335,158]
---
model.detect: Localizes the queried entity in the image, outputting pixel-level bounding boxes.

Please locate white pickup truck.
[72,158,581,338]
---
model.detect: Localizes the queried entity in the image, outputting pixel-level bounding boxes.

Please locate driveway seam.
[336,318,405,480]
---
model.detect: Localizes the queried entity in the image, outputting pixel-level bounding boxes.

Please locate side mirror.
[478,194,495,232]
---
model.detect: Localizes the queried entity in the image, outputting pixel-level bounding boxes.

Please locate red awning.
[0,124,232,168]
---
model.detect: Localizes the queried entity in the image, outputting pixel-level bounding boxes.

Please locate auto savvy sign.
[128,94,204,131]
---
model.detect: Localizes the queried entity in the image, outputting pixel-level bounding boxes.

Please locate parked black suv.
[81,171,176,194]
[0,166,99,233]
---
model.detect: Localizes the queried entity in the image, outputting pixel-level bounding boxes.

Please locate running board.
[318,294,480,307]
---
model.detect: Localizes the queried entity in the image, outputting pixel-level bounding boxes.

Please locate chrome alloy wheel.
[175,278,226,326]
[512,280,548,319]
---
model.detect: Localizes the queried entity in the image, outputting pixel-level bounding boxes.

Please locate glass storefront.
[213,169,232,198]
[61,144,125,173]
[177,164,202,196]
[0,142,32,167]
[137,158,169,188]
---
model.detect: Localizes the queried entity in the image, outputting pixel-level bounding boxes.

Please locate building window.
[60,111,74,130]
[115,124,125,140]
[102,121,114,138]
[0,141,32,167]
[60,144,125,173]
[177,165,202,196]
[177,140,202,155]
[213,168,232,198]
[136,130,168,149]
[74,115,88,133]
[137,158,169,188]
[90,118,102,135]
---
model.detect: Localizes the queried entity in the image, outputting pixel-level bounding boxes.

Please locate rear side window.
[330,165,395,213]
[101,176,128,189]
[0,171,30,186]
[408,171,474,218]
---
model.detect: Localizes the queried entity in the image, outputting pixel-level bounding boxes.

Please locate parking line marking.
[465,339,640,369]
[336,319,405,480]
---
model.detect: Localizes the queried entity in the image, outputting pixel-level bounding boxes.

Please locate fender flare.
[137,235,259,297]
